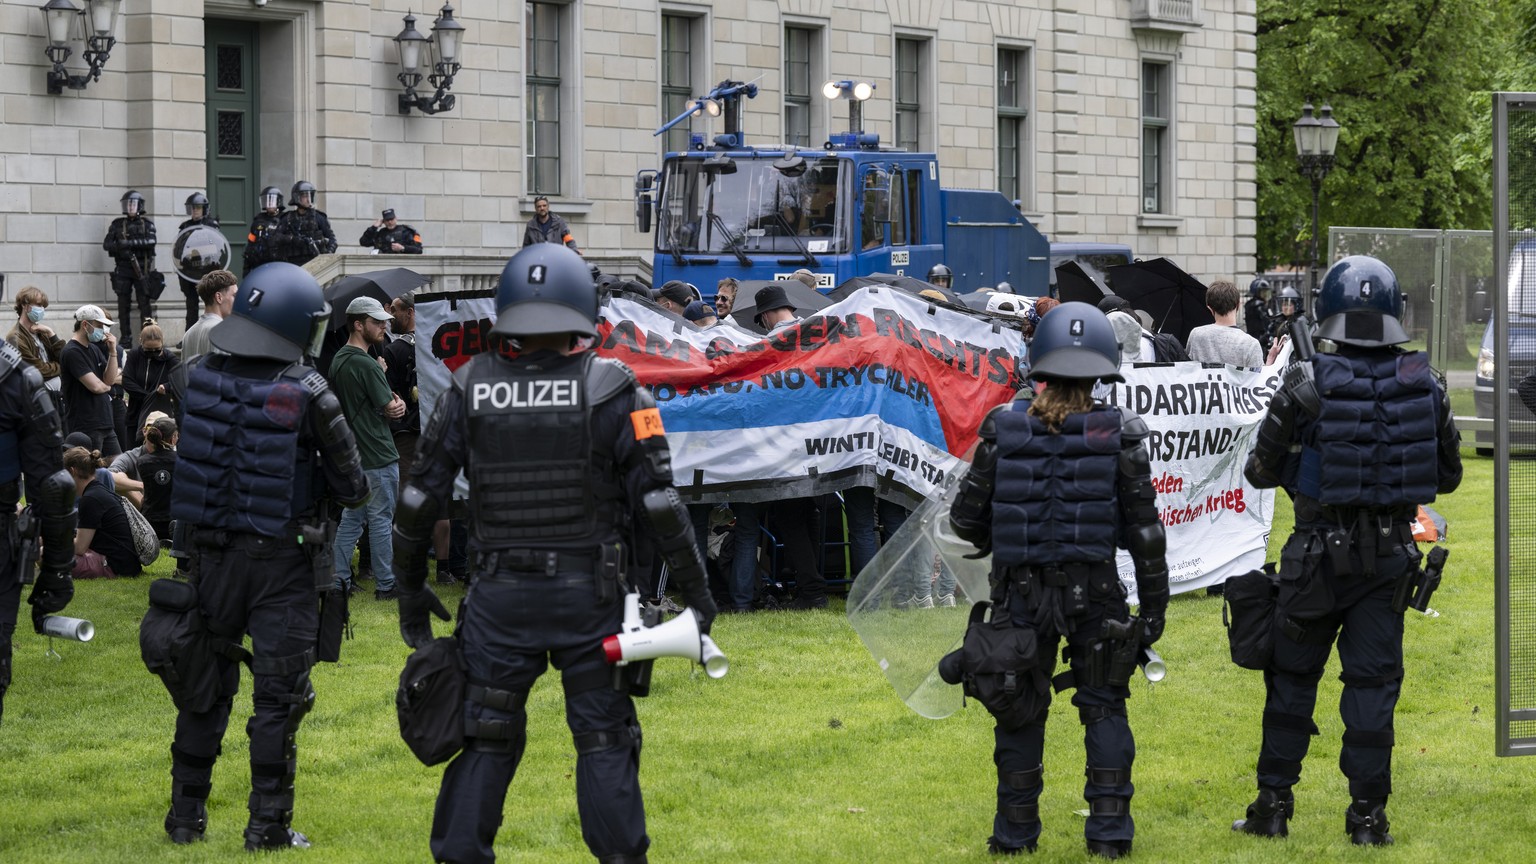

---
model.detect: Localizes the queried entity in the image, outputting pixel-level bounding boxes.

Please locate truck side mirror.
[634,171,656,234]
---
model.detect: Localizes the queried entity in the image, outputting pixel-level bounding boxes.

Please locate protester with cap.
[654,280,697,315]
[790,269,819,290]
[390,242,716,863]
[684,301,717,328]
[522,195,581,252]
[160,260,369,850]
[947,301,1168,859]
[60,305,122,457]
[329,296,406,600]
[360,209,424,254]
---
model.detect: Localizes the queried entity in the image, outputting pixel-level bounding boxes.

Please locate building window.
[660,13,695,155]
[526,1,566,196]
[997,46,1030,206]
[784,25,819,147]
[1141,60,1172,214]
[894,37,927,152]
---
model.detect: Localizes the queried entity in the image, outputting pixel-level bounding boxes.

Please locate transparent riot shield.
[846,475,993,719]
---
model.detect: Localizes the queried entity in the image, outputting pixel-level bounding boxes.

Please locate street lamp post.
[1293,101,1342,308]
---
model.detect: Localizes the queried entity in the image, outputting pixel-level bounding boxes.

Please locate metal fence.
[1495,92,1536,756]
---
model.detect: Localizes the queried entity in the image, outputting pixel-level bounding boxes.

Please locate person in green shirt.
[329,296,406,598]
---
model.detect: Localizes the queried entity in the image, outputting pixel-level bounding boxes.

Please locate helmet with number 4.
[1027,301,1123,382]
[1314,255,1409,347]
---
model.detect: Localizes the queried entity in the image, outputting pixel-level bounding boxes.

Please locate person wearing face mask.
[123,319,181,444]
[6,286,66,406]
[61,305,122,456]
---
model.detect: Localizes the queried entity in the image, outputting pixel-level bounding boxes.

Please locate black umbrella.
[1055,261,1108,306]
[956,289,994,310]
[729,280,834,334]
[1103,257,1213,344]
[828,272,962,304]
[323,267,431,320]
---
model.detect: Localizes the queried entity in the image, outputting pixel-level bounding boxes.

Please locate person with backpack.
[945,302,1169,859]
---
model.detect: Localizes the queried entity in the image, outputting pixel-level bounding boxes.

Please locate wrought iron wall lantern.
[393,3,466,115]
[40,0,121,95]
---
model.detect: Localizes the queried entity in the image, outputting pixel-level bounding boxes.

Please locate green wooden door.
[205,21,259,275]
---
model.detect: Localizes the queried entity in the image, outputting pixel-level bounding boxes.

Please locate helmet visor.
[306,302,332,358]
[123,199,140,216]
[260,191,281,210]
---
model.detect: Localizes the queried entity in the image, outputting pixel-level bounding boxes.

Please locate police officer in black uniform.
[392,243,718,864]
[1231,256,1461,846]
[1245,278,1275,353]
[244,187,286,274]
[274,181,338,267]
[948,302,1168,860]
[928,263,954,291]
[175,193,222,329]
[163,262,369,850]
[0,342,78,725]
[103,190,161,345]
[360,209,424,254]
[1269,284,1305,346]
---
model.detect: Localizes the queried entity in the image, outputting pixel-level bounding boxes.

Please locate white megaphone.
[602,593,728,679]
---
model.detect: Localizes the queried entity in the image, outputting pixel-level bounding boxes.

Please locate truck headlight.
[1478,346,1496,381]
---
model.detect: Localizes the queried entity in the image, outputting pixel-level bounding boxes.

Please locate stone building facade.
[0,0,1253,338]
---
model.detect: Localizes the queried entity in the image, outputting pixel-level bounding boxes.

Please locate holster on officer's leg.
[300,520,347,663]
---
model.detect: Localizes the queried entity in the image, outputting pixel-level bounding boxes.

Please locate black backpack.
[938,601,1050,732]
[140,579,250,714]
[1222,568,1280,670]
[397,636,468,766]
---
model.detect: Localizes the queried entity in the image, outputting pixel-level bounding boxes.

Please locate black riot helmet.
[1314,255,1410,347]
[211,262,332,363]
[1027,301,1123,383]
[185,192,209,219]
[490,244,598,339]
[121,190,146,216]
[259,186,284,212]
[1275,284,1302,316]
[1249,277,1271,298]
[291,180,317,209]
[927,263,953,290]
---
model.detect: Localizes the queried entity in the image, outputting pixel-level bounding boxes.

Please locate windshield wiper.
[708,212,751,267]
[769,212,820,267]
[656,209,686,266]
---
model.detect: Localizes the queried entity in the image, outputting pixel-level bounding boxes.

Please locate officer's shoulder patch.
[631,407,665,441]
[281,364,329,397]
[263,381,308,430]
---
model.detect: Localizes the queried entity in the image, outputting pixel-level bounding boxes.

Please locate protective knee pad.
[1000,764,1043,826]
[285,672,316,735]
[574,722,642,758]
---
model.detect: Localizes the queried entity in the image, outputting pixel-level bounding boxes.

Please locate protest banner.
[1107,357,1285,596]
[414,286,1282,594]
[416,287,1028,507]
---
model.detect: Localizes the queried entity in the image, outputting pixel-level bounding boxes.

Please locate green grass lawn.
[0,451,1517,863]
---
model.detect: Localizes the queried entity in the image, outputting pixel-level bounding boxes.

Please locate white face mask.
[26,306,45,323]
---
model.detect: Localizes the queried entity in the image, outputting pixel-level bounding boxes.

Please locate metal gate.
[1495,92,1536,756]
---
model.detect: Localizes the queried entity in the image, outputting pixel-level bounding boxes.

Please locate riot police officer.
[244,187,286,273]
[274,181,338,267]
[359,208,424,254]
[1231,256,1461,846]
[0,341,78,726]
[1244,278,1275,353]
[392,242,717,864]
[1270,284,1305,345]
[948,302,1168,859]
[103,190,161,345]
[928,263,954,291]
[163,262,369,850]
[175,193,222,329]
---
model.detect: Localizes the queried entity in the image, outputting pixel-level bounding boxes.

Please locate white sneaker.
[913,594,935,609]
[936,594,956,607]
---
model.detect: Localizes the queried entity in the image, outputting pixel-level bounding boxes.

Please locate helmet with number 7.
[1027,301,1124,382]
[491,243,598,339]
[1314,255,1409,347]
[211,262,332,362]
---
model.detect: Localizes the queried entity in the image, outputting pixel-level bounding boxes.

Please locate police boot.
[987,836,1035,855]
[1086,839,1131,859]
[1345,799,1393,846]
[1232,786,1293,837]
[166,746,216,844]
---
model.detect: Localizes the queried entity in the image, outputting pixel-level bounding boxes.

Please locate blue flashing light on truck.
[633,79,1050,297]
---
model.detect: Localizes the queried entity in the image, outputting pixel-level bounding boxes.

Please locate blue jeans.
[843,487,912,576]
[728,502,760,610]
[334,464,398,591]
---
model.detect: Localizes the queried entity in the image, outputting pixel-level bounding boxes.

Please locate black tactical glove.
[397,586,450,649]
[685,592,718,636]
[1139,612,1165,647]
[28,569,74,632]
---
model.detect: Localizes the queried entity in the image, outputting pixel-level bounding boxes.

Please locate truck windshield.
[658,156,848,255]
